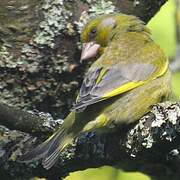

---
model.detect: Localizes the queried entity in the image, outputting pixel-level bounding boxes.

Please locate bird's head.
[80,13,148,62]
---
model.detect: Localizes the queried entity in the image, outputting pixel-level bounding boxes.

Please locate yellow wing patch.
[103,60,168,99]
[103,81,144,98]
[156,58,169,77]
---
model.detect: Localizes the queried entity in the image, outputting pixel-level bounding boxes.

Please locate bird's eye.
[89,28,97,38]
[90,28,97,34]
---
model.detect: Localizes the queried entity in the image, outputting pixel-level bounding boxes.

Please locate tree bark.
[1,102,180,180]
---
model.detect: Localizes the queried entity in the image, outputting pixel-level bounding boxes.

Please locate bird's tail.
[19,113,75,170]
[43,128,74,169]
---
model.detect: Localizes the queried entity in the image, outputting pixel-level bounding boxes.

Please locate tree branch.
[0,103,62,135]
[1,102,180,180]
[112,0,167,22]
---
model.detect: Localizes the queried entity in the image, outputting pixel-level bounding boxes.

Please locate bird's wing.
[73,61,168,111]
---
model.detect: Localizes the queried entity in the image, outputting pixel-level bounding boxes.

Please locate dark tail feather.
[42,146,61,169]
[19,127,73,170]
[19,112,77,169]
[42,130,73,169]
[18,132,58,162]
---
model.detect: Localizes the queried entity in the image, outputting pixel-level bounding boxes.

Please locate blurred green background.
[65,0,180,179]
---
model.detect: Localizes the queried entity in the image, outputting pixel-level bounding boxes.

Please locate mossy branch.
[0,103,61,135]
[0,102,180,180]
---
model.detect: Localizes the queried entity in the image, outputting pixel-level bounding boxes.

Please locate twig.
[0,103,62,135]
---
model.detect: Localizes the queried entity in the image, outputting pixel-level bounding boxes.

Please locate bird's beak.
[80,42,100,62]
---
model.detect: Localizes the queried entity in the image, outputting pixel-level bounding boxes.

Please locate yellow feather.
[156,58,169,77]
[103,81,144,98]
[96,69,107,84]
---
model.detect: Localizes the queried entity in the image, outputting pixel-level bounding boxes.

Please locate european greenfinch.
[19,13,171,169]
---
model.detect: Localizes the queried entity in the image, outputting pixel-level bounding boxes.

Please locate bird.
[19,13,171,170]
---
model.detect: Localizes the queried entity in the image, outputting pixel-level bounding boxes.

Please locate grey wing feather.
[79,67,102,97]
[73,63,156,111]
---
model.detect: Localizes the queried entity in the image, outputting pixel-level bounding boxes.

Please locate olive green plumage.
[19,13,171,169]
